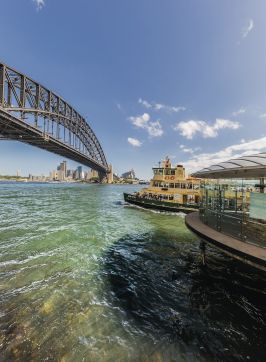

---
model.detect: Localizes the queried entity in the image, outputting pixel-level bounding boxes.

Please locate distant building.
[48,161,93,182]
[113,173,120,181]
[57,161,67,180]
[62,161,67,177]
[57,170,63,181]
[49,170,59,181]
[86,168,99,181]
[77,166,84,179]
[67,169,73,178]
[28,174,47,182]
[121,169,136,179]
[73,169,78,180]
[86,170,92,180]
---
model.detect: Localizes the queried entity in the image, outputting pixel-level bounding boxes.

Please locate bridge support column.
[107,164,113,184]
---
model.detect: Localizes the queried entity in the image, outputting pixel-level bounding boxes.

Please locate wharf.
[185,212,266,271]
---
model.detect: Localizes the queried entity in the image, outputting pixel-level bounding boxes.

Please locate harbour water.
[0,183,265,361]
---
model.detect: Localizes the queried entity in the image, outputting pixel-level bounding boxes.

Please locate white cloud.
[179,145,201,154]
[232,108,246,116]
[129,113,150,128]
[138,99,152,109]
[32,0,45,11]
[138,98,186,113]
[181,136,266,174]
[242,19,254,38]
[146,121,163,137]
[129,113,163,137]
[127,137,142,147]
[182,147,194,154]
[173,119,240,139]
[259,113,266,119]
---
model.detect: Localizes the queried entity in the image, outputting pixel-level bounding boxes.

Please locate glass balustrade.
[199,180,266,248]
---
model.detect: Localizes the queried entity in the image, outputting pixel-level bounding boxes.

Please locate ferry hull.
[124,193,198,214]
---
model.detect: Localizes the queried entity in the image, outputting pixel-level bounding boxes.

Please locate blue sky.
[1,0,266,179]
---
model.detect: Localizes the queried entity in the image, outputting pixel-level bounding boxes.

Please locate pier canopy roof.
[191,152,266,179]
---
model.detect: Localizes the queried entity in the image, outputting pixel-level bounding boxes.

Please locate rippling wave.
[0,183,265,361]
[104,232,266,361]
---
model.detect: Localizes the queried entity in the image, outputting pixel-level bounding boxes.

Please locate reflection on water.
[105,232,266,361]
[0,183,265,361]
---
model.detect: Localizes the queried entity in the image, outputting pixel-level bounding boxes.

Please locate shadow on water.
[103,231,266,361]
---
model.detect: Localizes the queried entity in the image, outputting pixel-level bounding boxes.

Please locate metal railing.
[200,207,266,248]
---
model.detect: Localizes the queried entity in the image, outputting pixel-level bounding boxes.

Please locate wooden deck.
[185,212,266,271]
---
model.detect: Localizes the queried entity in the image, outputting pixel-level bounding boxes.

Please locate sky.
[1,0,266,179]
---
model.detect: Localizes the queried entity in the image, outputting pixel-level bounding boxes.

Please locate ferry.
[124,157,201,213]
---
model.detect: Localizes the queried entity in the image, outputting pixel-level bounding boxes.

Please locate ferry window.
[181,183,186,189]
[165,169,175,175]
[175,183,180,188]
[169,196,174,200]
[188,183,193,189]
[187,195,195,204]
[169,183,174,188]
[153,169,163,175]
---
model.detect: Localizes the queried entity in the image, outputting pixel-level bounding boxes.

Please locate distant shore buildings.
[1,163,148,185]
[49,161,99,182]
[121,169,136,180]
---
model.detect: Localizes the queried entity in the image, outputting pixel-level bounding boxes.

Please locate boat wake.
[124,202,186,217]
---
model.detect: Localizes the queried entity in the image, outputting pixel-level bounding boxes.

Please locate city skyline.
[1,1,266,179]
[3,160,90,180]
[0,158,138,183]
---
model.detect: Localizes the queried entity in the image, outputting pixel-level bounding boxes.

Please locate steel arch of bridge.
[0,62,108,174]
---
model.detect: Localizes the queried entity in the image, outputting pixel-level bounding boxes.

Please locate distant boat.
[124,157,201,213]
[138,180,150,185]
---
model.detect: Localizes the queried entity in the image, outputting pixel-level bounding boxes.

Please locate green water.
[0,183,192,360]
[0,183,265,361]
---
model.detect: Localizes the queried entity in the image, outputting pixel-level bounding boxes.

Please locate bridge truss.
[0,62,109,175]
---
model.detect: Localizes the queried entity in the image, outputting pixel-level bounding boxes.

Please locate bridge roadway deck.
[185,211,266,271]
[0,109,107,174]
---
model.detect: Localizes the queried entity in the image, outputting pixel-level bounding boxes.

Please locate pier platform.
[185,212,266,271]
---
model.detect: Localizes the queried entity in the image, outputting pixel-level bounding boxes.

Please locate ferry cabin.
[141,158,201,205]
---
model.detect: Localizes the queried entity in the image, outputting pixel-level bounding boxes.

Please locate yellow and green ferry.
[124,157,201,213]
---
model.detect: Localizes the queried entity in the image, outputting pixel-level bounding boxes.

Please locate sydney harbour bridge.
[0,62,109,177]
